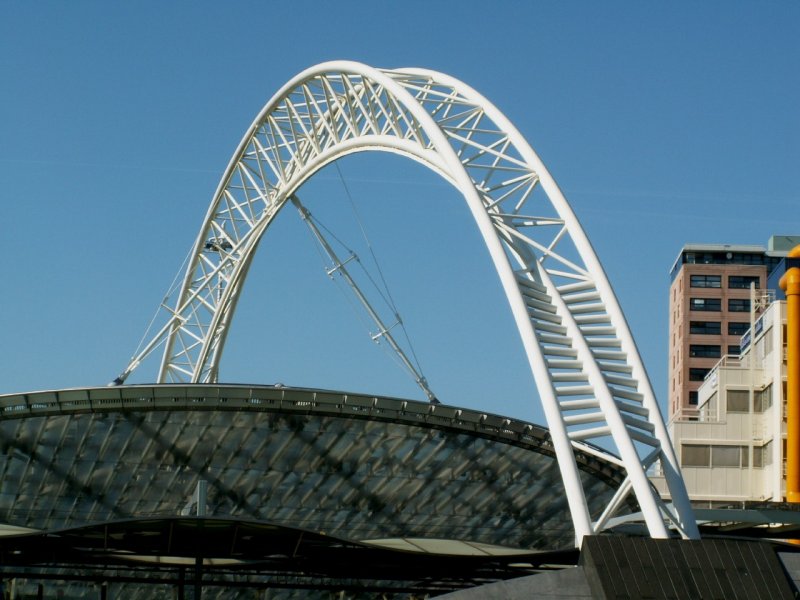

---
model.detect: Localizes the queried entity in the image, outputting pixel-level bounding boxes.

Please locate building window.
[730,253,762,265]
[707,391,718,412]
[729,275,760,289]
[728,322,749,336]
[689,321,722,335]
[690,298,721,312]
[755,385,772,412]
[688,391,698,405]
[725,387,775,413]
[728,298,751,312]
[753,441,772,468]
[690,274,721,288]
[760,327,774,355]
[690,321,721,335]
[684,444,749,468]
[727,389,749,412]
[727,345,740,356]
[712,445,748,468]
[682,445,710,467]
[689,345,721,358]
[689,368,710,381]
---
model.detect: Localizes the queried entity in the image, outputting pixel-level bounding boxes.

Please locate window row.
[729,275,761,289]
[682,443,772,468]
[728,298,750,312]
[684,252,767,266]
[689,344,720,358]
[690,275,720,288]
[690,298,750,312]
[689,274,760,289]
[728,321,749,335]
[690,321,720,335]
[726,386,772,413]
[688,344,738,358]
[689,321,749,336]
[682,444,748,468]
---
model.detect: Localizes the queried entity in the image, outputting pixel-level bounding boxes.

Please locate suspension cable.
[292,195,438,403]
[131,244,194,358]
[112,243,196,385]
[333,162,430,384]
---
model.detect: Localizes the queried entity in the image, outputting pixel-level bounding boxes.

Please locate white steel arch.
[116,61,698,545]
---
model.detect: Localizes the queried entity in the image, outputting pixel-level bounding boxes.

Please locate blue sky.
[1,2,797,425]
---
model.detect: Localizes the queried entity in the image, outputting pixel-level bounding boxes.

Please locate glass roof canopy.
[0,385,632,554]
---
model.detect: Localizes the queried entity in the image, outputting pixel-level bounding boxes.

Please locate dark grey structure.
[441,536,798,599]
[0,384,630,597]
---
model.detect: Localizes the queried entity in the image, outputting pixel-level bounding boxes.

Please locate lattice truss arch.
[118,61,698,544]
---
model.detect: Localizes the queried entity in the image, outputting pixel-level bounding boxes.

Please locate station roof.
[0,384,630,596]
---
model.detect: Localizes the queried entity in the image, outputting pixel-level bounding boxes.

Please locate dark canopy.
[0,384,631,596]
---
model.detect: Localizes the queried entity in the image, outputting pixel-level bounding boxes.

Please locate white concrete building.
[654,297,787,506]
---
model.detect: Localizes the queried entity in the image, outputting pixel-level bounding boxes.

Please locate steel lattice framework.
[117,61,698,544]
